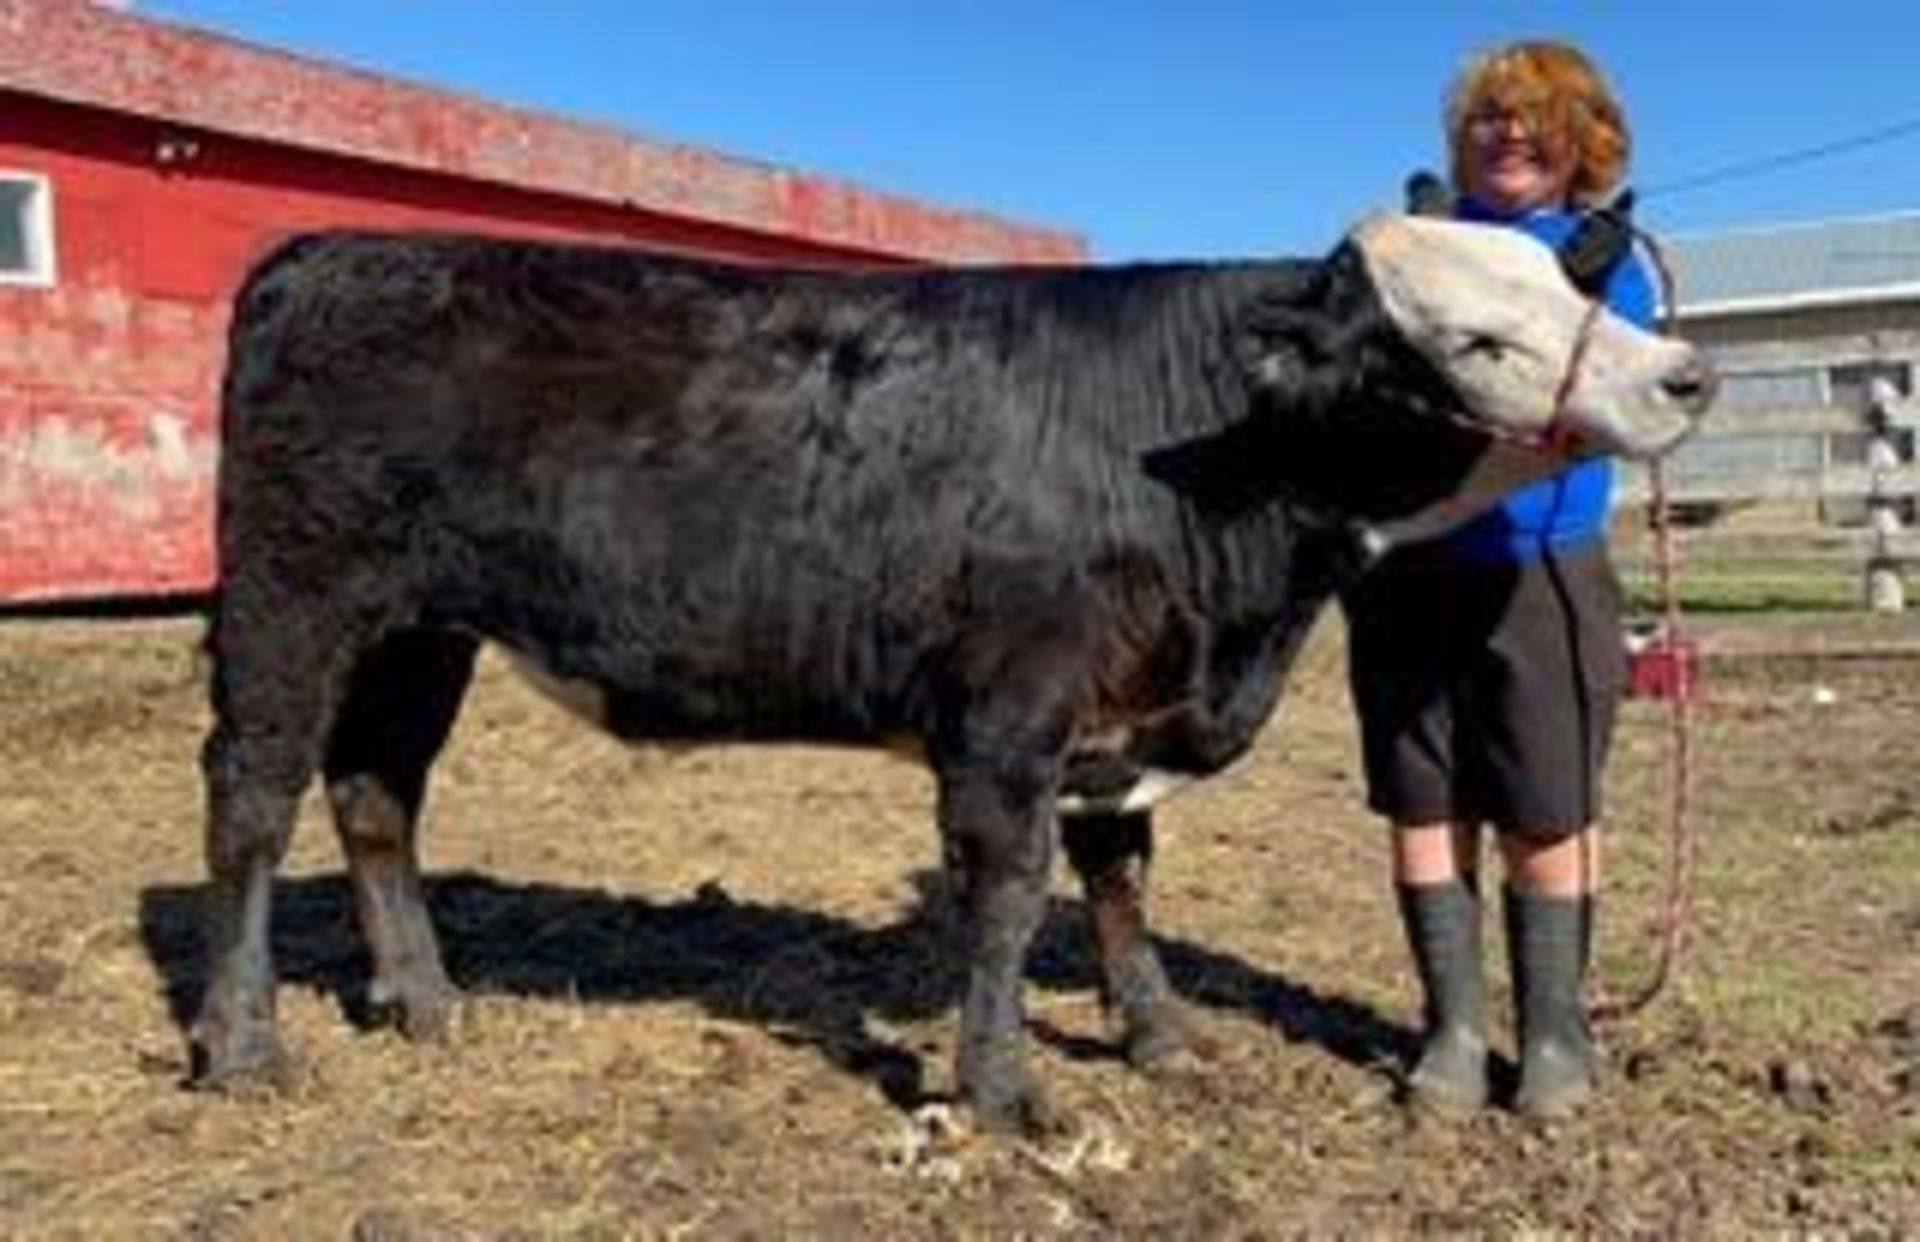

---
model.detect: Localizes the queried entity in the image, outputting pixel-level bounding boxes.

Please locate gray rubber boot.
[1395,880,1489,1110]
[1505,887,1598,1120]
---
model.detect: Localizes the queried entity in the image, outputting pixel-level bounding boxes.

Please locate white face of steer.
[1350,213,1714,460]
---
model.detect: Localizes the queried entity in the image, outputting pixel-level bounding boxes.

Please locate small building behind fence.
[1627,210,1920,611]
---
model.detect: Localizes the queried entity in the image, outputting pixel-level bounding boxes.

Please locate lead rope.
[1590,227,1698,1024]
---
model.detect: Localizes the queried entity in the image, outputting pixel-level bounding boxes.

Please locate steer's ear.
[1236,271,1367,409]
[1403,170,1454,218]
[1236,303,1336,396]
[1237,240,1374,407]
[1141,417,1288,519]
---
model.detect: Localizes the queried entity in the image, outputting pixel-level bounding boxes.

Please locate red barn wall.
[0,91,1024,604]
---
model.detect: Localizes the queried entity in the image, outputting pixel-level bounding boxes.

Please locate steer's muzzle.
[1662,353,1720,416]
[1598,343,1720,461]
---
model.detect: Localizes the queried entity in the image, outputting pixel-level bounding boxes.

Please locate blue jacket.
[1445,196,1657,564]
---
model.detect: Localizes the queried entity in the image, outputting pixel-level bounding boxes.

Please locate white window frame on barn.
[0,169,57,288]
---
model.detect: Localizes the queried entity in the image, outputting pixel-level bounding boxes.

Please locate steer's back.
[217,233,1264,742]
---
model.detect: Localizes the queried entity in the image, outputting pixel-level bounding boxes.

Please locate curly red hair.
[1445,40,1631,207]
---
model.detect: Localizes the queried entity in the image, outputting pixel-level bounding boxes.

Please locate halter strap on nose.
[1545,221,1679,454]
[1544,296,1606,453]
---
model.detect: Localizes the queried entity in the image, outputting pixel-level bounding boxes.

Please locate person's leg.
[1345,552,1492,1108]
[1500,825,1600,1118]
[1501,823,1599,896]
[1394,820,1489,1108]
[1395,820,1483,886]
[1472,544,1622,1119]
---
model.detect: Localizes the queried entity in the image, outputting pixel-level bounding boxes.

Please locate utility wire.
[1643,113,1920,200]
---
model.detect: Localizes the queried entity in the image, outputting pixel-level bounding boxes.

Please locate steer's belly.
[505,648,1201,812]
[506,652,615,731]
[499,647,904,750]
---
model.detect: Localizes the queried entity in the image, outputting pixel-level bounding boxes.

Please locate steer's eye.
[1457,334,1508,362]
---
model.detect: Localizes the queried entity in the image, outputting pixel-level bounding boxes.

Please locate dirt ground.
[1,610,1918,1237]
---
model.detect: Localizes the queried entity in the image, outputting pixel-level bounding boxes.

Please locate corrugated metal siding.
[1678,302,1920,350]
[1669,212,1920,310]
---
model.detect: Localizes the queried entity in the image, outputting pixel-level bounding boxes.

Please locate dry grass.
[1,611,1918,1235]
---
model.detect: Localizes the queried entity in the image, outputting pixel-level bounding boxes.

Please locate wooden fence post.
[1864,376,1907,613]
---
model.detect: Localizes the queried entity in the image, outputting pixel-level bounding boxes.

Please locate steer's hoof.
[369,981,462,1044]
[190,1024,294,1095]
[964,1078,1063,1138]
[1123,1006,1216,1075]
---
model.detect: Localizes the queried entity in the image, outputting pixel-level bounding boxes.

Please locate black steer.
[194,214,1714,1131]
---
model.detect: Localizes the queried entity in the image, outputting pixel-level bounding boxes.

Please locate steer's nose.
[1662,353,1719,414]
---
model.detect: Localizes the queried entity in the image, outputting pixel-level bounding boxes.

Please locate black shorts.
[1341,541,1627,838]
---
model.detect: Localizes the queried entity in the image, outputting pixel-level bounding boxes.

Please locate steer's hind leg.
[324,629,479,1042]
[1060,810,1203,1069]
[195,608,354,1088]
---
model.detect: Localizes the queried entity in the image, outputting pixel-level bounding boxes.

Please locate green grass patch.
[1622,570,1864,614]
[1685,966,1880,1039]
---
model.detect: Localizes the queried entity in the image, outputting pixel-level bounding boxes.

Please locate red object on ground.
[1626,633,1701,702]
[0,0,1086,605]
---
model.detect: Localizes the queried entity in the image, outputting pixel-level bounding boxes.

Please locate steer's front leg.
[935,752,1058,1134]
[1059,810,1200,1068]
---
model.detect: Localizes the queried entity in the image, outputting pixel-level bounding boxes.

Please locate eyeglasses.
[1465,109,1536,138]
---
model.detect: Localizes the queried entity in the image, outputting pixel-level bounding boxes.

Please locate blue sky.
[135,1,1920,261]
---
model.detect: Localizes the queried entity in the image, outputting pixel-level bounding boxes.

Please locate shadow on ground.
[139,868,1408,1107]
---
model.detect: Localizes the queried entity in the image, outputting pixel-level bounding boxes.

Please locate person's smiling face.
[1460,105,1574,215]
